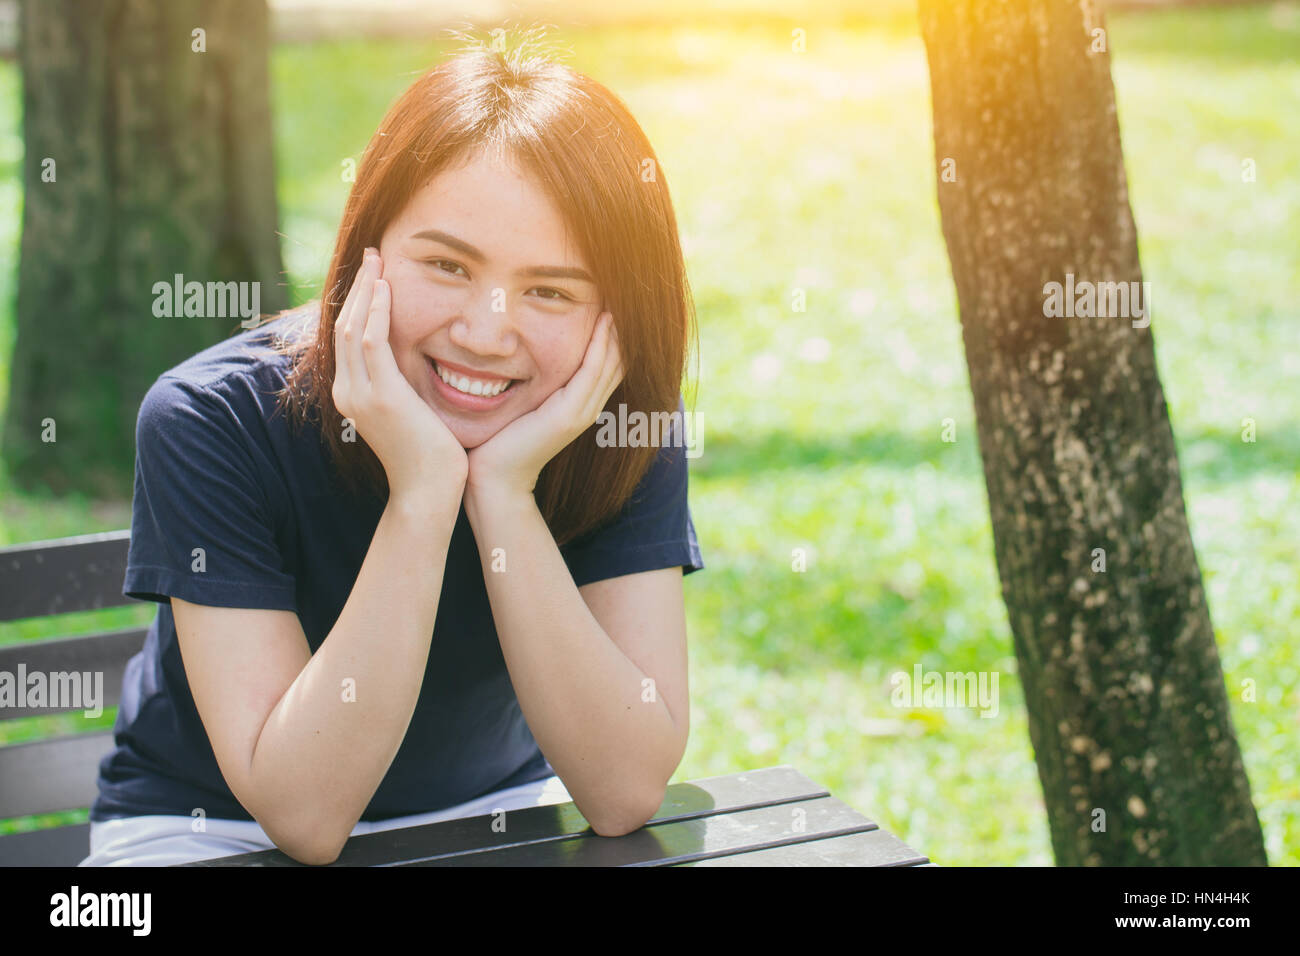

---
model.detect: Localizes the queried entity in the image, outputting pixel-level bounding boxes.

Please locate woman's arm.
[463,487,689,837]
[177,249,470,865]
[456,308,687,834]
[175,487,460,865]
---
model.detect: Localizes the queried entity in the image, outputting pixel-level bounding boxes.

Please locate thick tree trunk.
[919,0,1266,864]
[4,0,286,496]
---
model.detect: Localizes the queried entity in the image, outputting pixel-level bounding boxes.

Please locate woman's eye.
[531,287,571,302]
[429,259,467,277]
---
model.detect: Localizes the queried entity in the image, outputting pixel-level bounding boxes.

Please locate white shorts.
[78,774,572,867]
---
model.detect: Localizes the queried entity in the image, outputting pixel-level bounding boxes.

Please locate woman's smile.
[428,356,523,411]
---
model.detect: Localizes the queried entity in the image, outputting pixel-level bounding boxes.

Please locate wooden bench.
[0,530,144,867]
[1,531,935,868]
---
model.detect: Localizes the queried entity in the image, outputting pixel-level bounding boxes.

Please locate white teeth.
[435,361,511,397]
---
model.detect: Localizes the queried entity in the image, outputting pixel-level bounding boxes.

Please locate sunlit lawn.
[1,3,1296,863]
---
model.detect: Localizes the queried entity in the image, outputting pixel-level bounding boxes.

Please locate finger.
[361,278,401,387]
[604,320,623,386]
[582,314,622,424]
[594,313,620,383]
[593,330,622,406]
[334,248,375,360]
[334,274,360,403]
[346,253,380,389]
[581,312,615,386]
[333,259,372,416]
[561,312,608,415]
[334,252,367,333]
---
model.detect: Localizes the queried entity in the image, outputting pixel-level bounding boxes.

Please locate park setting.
[0,0,1295,871]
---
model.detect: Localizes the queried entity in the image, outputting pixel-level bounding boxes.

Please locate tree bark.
[918,0,1266,864]
[4,0,286,496]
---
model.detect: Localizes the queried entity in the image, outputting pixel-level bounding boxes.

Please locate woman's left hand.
[466,311,624,503]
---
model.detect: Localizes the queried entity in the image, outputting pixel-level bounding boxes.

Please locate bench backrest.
[0,531,146,820]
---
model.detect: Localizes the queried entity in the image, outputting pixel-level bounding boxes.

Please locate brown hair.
[264,31,698,546]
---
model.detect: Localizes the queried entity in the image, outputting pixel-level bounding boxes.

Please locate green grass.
[2,2,1297,864]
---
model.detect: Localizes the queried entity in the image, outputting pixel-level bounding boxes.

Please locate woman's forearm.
[464,488,682,837]
[248,490,459,862]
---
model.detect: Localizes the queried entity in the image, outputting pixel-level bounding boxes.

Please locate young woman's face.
[376,149,602,449]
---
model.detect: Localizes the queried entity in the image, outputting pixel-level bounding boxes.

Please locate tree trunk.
[918,0,1266,865]
[4,0,286,496]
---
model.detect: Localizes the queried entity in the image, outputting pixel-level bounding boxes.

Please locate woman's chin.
[444,419,503,451]
[427,392,527,449]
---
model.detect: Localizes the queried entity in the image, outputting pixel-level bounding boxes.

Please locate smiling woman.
[79,31,705,866]
[282,39,700,543]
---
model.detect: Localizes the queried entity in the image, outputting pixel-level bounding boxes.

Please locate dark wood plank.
[0,822,91,867]
[181,765,828,866]
[403,796,874,867]
[675,828,930,866]
[0,531,134,622]
[0,627,146,720]
[0,732,115,819]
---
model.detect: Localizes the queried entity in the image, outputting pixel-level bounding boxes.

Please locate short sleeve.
[123,375,298,611]
[560,400,705,589]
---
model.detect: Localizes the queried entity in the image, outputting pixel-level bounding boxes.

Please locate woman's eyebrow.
[411,229,484,261]
[522,264,595,284]
[410,229,595,284]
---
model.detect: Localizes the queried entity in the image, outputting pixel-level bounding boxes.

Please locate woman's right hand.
[332,247,468,510]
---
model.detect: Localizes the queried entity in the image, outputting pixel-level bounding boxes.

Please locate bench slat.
[0,732,115,819]
[182,764,828,866]
[676,827,930,866]
[403,796,875,867]
[0,822,91,867]
[0,627,147,720]
[0,531,133,622]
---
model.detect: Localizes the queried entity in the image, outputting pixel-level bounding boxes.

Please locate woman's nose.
[449,290,516,355]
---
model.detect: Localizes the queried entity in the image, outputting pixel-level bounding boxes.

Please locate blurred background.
[0,0,1296,864]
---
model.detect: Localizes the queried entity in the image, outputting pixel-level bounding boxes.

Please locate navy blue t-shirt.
[90,307,704,823]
